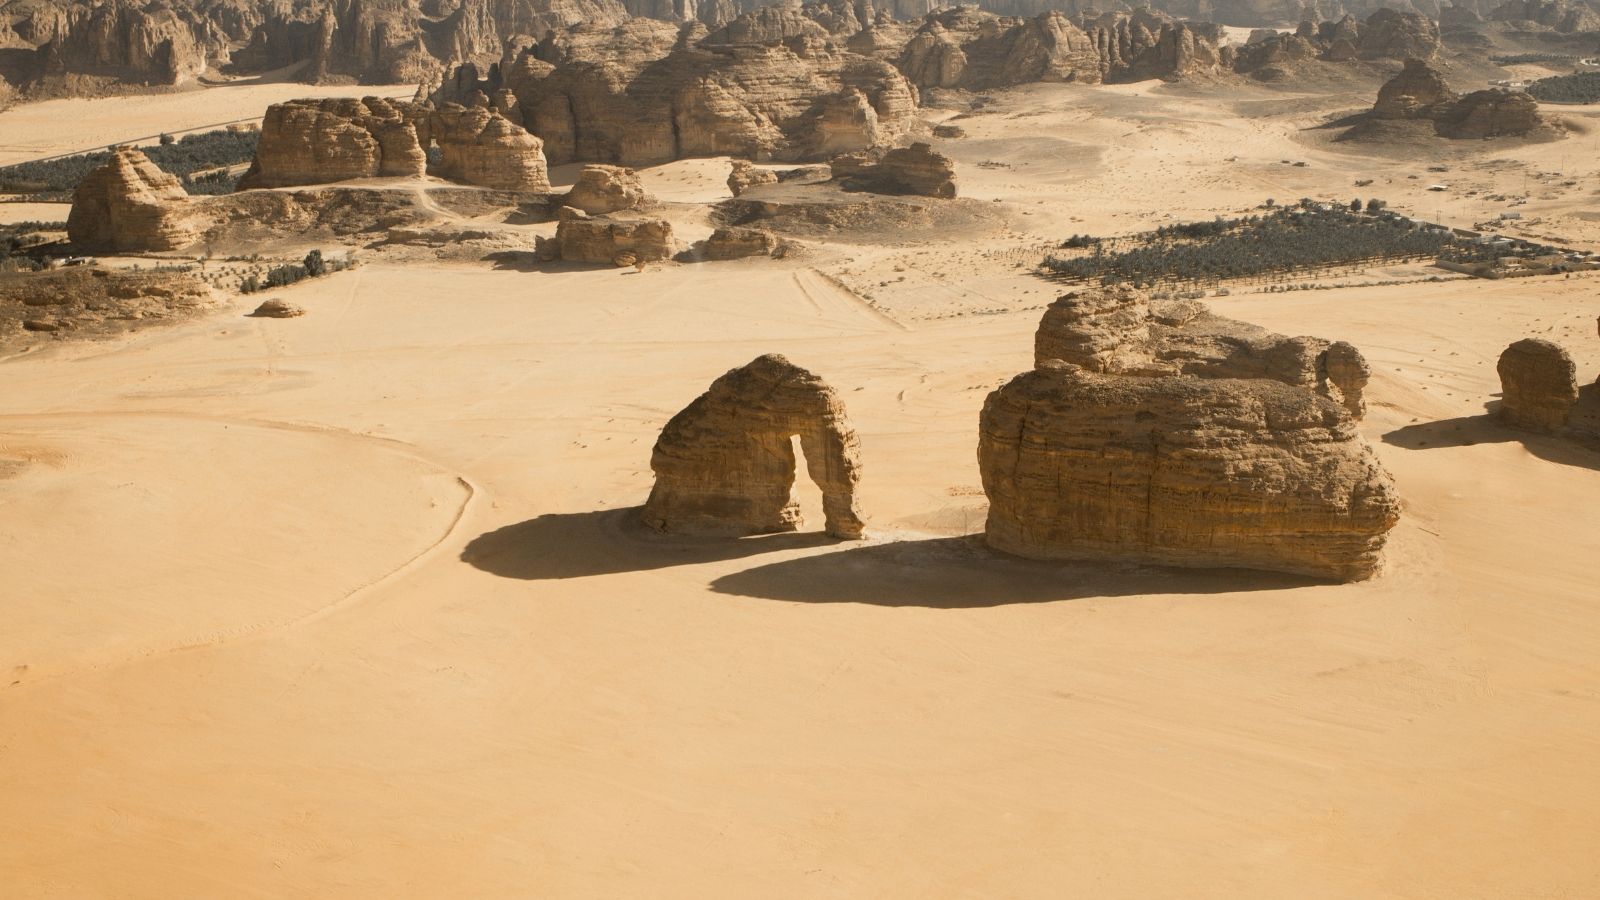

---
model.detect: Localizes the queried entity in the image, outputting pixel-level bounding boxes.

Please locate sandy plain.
[2,75,1599,898]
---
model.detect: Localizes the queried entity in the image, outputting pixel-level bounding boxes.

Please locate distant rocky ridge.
[1232,8,1442,78]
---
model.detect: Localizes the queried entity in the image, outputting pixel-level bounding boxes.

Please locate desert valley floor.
[2,75,1599,897]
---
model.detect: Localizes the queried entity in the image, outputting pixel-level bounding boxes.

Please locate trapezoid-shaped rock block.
[644,354,865,540]
[67,148,201,253]
[1497,338,1579,430]
[978,364,1401,582]
[562,164,650,215]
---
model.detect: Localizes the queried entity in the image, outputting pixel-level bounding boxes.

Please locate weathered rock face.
[240,98,550,192]
[644,353,865,539]
[1497,338,1579,430]
[703,225,779,259]
[562,164,650,214]
[67,148,200,253]
[432,103,552,191]
[1233,9,1440,78]
[1033,287,1371,418]
[1435,88,1548,139]
[552,209,675,264]
[979,363,1401,582]
[835,142,957,198]
[1371,57,1458,119]
[239,97,429,190]
[429,17,918,166]
[727,159,779,195]
[896,7,1226,91]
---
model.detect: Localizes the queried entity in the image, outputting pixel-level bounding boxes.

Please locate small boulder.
[250,298,306,318]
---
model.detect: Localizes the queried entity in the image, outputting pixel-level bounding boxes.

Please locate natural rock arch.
[643,354,865,539]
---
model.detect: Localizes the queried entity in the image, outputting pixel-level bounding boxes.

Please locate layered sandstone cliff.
[979,363,1400,581]
[67,148,201,253]
[644,353,865,539]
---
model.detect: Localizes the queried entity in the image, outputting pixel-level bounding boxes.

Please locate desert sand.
[3,80,1599,898]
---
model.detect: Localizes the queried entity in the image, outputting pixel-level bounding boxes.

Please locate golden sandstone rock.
[67,148,201,253]
[979,363,1400,582]
[979,289,1400,582]
[644,354,865,540]
[1497,338,1580,430]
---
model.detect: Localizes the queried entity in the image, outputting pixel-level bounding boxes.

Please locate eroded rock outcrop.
[67,148,201,253]
[1435,88,1549,139]
[432,103,552,191]
[1034,287,1370,418]
[727,159,779,195]
[239,97,429,190]
[428,15,917,166]
[1233,10,1440,79]
[240,98,551,191]
[644,353,865,539]
[979,363,1400,581]
[1497,338,1579,430]
[550,208,675,265]
[835,142,957,198]
[703,225,780,258]
[1371,57,1458,119]
[562,164,650,214]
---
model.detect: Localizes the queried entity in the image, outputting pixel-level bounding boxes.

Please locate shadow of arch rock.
[642,354,866,540]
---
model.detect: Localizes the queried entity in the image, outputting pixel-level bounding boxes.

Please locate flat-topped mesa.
[562,164,651,215]
[1372,58,1458,119]
[430,103,551,192]
[67,148,201,253]
[979,364,1401,582]
[1034,287,1370,419]
[834,142,958,199]
[239,97,431,190]
[644,354,865,540]
[550,208,676,266]
[1497,338,1579,430]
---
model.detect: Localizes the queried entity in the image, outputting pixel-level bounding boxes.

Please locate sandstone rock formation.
[896,6,1228,90]
[1435,88,1549,139]
[834,142,957,198]
[979,362,1401,581]
[703,225,780,259]
[562,164,650,214]
[1371,57,1458,119]
[239,98,551,192]
[1497,338,1579,430]
[1487,0,1600,32]
[551,208,675,265]
[431,103,552,191]
[67,148,200,253]
[1033,287,1371,418]
[239,97,429,190]
[428,12,917,166]
[250,298,306,318]
[643,353,865,539]
[1354,60,1556,139]
[727,159,779,195]
[1233,10,1441,79]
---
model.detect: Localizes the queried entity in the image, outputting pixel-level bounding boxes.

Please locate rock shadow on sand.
[461,507,838,580]
[708,535,1319,608]
[1382,388,1600,472]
